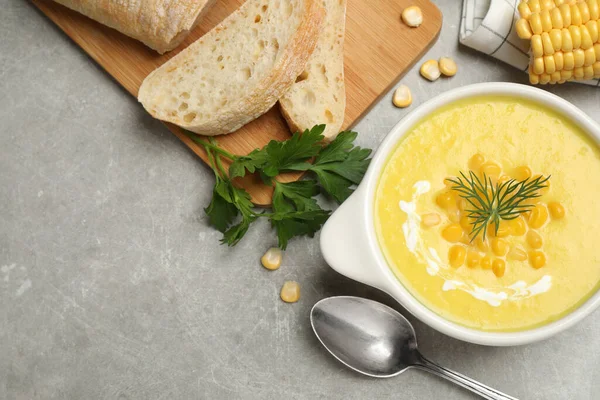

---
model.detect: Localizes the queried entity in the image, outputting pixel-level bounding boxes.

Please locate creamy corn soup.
[375,96,600,331]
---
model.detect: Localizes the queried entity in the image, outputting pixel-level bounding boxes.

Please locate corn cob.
[518,0,600,84]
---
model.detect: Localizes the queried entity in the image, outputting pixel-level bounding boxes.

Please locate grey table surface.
[2,0,600,399]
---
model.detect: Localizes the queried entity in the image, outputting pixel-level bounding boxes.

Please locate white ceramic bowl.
[320,82,600,346]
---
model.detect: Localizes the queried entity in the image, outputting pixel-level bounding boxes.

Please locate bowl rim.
[359,82,600,346]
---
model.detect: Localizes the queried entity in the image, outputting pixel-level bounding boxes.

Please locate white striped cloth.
[459,0,600,87]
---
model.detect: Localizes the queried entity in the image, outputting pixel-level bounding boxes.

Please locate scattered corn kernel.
[493,221,511,238]
[491,238,510,256]
[468,153,485,171]
[280,281,300,303]
[514,166,532,181]
[439,57,458,76]
[480,161,502,179]
[402,6,423,27]
[475,236,490,252]
[261,247,282,270]
[481,255,493,270]
[527,230,544,249]
[548,202,565,219]
[528,203,549,228]
[447,207,461,223]
[442,223,463,242]
[460,215,473,231]
[420,59,441,81]
[436,192,455,209]
[492,259,506,277]
[508,246,528,261]
[466,250,482,268]
[448,245,467,268]
[457,198,468,211]
[529,250,547,269]
[508,216,527,236]
[421,213,442,227]
[392,85,413,108]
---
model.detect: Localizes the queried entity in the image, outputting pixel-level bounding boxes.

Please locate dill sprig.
[448,171,550,242]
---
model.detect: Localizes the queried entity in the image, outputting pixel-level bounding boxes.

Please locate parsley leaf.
[272,180,321,213]
[270,209,330,250]
[309,131,372,203]
[204,179,239,233]
[229,125,325,181]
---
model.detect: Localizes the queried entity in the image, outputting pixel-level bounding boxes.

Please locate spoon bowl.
[310,296,518,400]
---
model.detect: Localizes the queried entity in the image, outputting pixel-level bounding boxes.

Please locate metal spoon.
[310,296,518,400]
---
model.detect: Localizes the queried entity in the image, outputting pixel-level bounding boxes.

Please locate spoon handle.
[413,354,519,400]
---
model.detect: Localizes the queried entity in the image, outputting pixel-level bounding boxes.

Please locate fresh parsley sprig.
[448,171,550,242]
[188,125,372,249]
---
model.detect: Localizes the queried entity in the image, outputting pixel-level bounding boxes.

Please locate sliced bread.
[279,0,347,141]
[138,0,325,136]
[53,0,216,54]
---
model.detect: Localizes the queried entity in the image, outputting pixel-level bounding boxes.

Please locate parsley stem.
[187,134,238,161]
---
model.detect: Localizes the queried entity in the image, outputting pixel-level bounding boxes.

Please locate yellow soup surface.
[374,96,600,331]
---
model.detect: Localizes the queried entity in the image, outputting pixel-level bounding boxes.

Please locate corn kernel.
[540,9,553,31]
[532,35,544,58]
[466,250,482,268]
[527,230,543,249]
[549,29,563,50]
[551,7,564,29]
[540,73,551,84]
[528,203,549,229]
[554,51,565,70]
[280,281,300,303]
[491,238,510,257]
[541,32,555,55]
[583,65,595,79]
[498,175,512,186]
[594,61,600,75]
[563,51,575,70]
[571,4,583,26]
[561,28,574,52]
[447,207,461,223]
[517,18,533,39]
[509,216,527,236]
[581,25,594,49]
[448,245,467,268]
[569,25,582,49]
[457,198,468,211]
[529,250,547,269]
[590,0,600,19]
[460,215,473,231]
[533,57,545,74]
[543,55,557,73]
[439,57,458,77]
[574,66,585,79]
[481,255,493,270]
[584,47,595,65]
[514,166,532,181]
[530,14,543,34]
[421,213,442,227]
[436,191,455,209]
[480,161,501,179]
[261,247,282,270]
[560,4,572,27]
[587,20,599,42]
[508,246,528,261]
[442,223,463,243]
[475,236,489,252]
[420,60,441,81]
[401,6,423,27]
[468,153,485,172]
[519,2,533,20]
[492,221,511,238]
[530,72,541,84]
[548,202,565,219]
[392,85,412,108]
[492,259,506,277]
[578,1,591,23]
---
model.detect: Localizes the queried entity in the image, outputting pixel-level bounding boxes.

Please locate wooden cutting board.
[32,0,442,205]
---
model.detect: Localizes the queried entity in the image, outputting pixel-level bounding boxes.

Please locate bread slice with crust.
[53,0,216,54]
[279,0,347,141]
[138,0,325,136]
